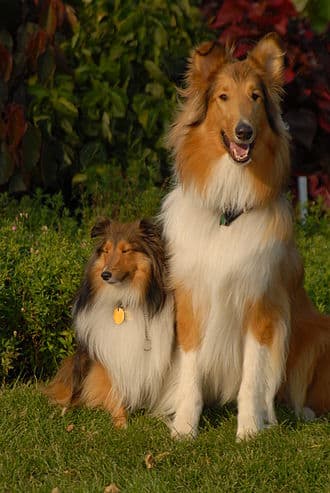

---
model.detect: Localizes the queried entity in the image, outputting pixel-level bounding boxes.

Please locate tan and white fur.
[44,218,174,428]
[160,33,330,440]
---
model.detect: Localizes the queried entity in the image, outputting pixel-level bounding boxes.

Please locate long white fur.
[74,284,174,412]
[160,154,291,439]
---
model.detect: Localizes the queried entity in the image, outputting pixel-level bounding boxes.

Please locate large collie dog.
[161,33,330,440]
[44,218,174,428]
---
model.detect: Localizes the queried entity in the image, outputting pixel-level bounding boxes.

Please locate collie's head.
[169,33,290,210]
[74,218,168,317]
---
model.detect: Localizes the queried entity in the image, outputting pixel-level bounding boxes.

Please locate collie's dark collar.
[219,208,249,226]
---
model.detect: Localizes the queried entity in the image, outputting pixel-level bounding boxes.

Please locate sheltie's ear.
[139,218,160,238]
[248,33,285,88]
[139,219,167,317]
[90,217,111,238]
[188,41,228,88]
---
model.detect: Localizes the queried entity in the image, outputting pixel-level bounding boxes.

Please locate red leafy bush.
[0,0,76,193]
[201,0,329,203]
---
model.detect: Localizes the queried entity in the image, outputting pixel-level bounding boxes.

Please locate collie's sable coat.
[161,33,330,440]
[44,218,174,428]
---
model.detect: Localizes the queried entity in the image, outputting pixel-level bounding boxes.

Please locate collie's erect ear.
[90,217,111,238]
[248,33,285,87]
[188,41,228,87]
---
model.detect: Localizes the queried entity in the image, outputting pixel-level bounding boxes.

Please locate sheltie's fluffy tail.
[43,351,128,428]
[43,349,91,408]
[42,356,76,407]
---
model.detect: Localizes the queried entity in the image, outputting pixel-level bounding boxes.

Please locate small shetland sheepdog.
[44,218,174,428]
[161,33,330,440]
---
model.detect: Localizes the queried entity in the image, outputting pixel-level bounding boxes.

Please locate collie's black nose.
[101,271,112,281]
[235,122,253,142]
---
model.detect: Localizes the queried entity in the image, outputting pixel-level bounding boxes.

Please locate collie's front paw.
[236,414,262,442]
[170,417,197,440]
[302,407,316,421]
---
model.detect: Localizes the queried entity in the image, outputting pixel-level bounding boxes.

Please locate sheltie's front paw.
[112,412,128,430]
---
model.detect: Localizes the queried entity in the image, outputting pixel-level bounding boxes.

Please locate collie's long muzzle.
[221,121,255,165]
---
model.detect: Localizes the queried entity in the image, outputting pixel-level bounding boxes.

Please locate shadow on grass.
[198,402,318,433]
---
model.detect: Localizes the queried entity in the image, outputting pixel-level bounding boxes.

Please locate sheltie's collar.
[219,208,250,226]
[113,302,152,351]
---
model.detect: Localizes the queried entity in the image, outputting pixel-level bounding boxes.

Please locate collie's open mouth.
[221,130,254,164]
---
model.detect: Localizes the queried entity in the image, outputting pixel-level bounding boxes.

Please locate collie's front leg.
[171,286,203,439]
[171,350,202,438]
[237,305,289,441]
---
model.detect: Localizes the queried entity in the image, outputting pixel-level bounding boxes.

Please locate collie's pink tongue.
[230,141,249,160]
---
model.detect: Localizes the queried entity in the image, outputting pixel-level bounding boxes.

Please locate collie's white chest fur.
[74,291,174,411]
[162,183,290,405]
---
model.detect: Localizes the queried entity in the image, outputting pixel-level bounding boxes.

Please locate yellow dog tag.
[113,306,125,325]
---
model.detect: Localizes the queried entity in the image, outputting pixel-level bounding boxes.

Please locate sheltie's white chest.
[162,186,288,403]
[74,294,174,410]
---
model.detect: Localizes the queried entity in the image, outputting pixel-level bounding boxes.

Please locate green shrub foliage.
[0,193,89,382]
[0,0,205,200]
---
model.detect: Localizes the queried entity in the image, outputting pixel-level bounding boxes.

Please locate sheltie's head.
[74,218,168,317]
[169,33,290,209]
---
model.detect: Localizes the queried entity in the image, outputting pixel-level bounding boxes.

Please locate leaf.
[0,30,13,51]
[104,484,120,493]
[144,452,155,469]
[109,89,127,118]
[39,0,57,37]
[6,104,27,152]
[52,97,78,117]
[145,82,164,99]
[0,42,13,82]
[144,60,167,83]
[0,143,15,185]
[284,108,317,150]
[72,172,87,184]
[66,423,74,432]
[102,112,112,142]
[8,172,27,193]
[109,43,124,61]
[64,5,79,31]
[22,124,41,171]
[26,30,48,70]
[79,141,107,168]
[118,11,143,35]
[40,138,62,188]
[37,46,56,83]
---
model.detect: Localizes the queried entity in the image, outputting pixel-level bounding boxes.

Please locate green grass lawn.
[0,384,329,493]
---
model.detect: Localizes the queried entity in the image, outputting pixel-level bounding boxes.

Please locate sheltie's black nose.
[101,271,112,281]
[235,122,253,142]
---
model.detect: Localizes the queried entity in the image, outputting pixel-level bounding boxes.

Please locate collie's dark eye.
[122,249,132,254]
[251,92,260,101]
[219,94,228,101]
